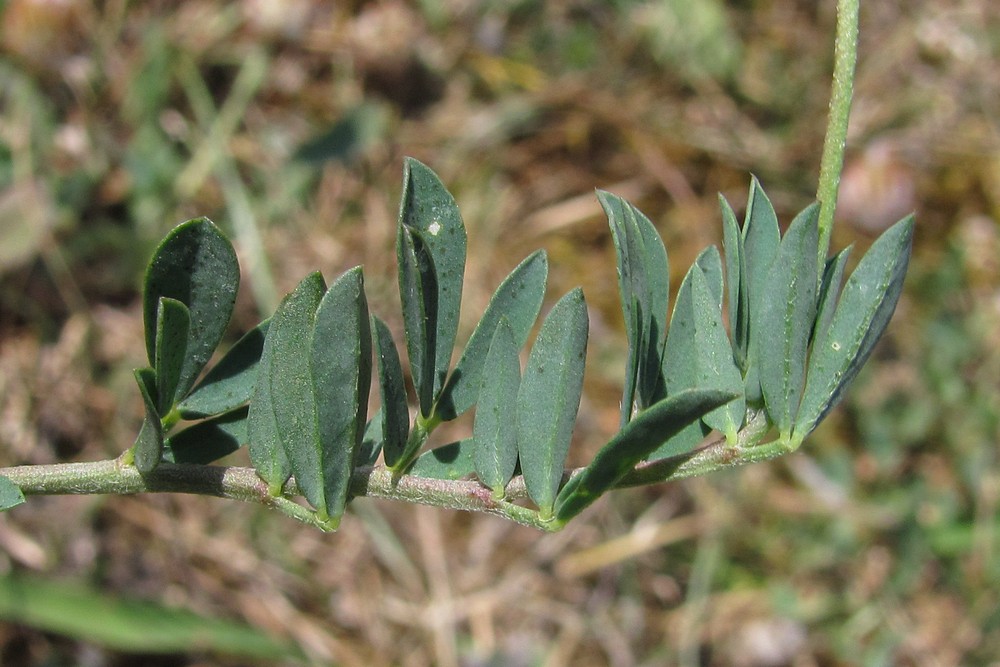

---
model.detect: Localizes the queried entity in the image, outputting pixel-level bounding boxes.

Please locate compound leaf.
[793,215,915,441]
[756,203,819,436]
[372,316,409,468]
[143,217,239,402]
[436,249,547,420]
[554,388,736,523]
[516,288,588,518]
[163,407,247,465]
[398,158,467,407]
[132,368,163,474]
[472,319,520,496]
[154,297,190,414]
[179,319,269,419]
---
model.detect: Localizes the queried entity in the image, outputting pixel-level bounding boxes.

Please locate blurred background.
[0,1,998,665]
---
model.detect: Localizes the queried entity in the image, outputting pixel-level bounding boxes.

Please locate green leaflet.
[372,316,409,468]
[793,215,915,442]
[178,319,270,419]
[409,440,476,480]
[397,226,438,416]
[516,288,589,518]
[358,412,385,467]
[436,250,548,420]
[0,475,25,512]
[163,407,247,465]
[308,267,372,524]
[657,265,745,453]
[601,191,669,424]
[142,217,239,402]
[695,245,724,311]
[812,246,852,345]
[132,368,164,474]
[249,274,326,494]
[153,297,190,414]
[756,203,820,436]
[721,194,748,368]
[741,178,780,404]
[554,389,736,524]
[398,158,467,410]
[472,319,521,496]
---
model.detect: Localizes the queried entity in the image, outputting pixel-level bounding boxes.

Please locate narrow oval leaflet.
[472,318,521,496]
[409,440,476,481]
[436,249,548,420]
[310,267,372,525]
[247,316,290,494]
[163,407,248,465]
[372,315,410,469]
[179,319,270,419]
[741,178,780,404]
[811,246,852,345]
[720,194,748,367]
[154,297,190,414]
[554,389,736,524]
[397,225,438,416]
[398,158,467,405]
[132,368,164,474]
[793,215,914,442]
[756,203,819,437]
[142,217,240,401]
[516,288,589,519]
[0,475,25,512]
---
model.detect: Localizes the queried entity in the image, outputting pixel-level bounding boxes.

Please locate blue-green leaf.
[721,194,748,367]
[658,266,745,452]
[372,316,409,468]
[409,440,476,480]
[0,476,25,512]
[178,319,269,419]
[516,288,589,518]
[397,226,437,416]
[163,407,247,465]
[554,389,736,523]
[436,250,548,420]
[132,368,163,474]
[793,215,915,441]
[756,203,820,436]
[600,191,669,423]
[812,246,852,344]
[253,273,326,496]
[695,245,724,311]
[358,413,385,467]
[398,158,467,407]
[154,297,190,414]
[143,217,239,401]
[309,267,372,524]
[473,319,521,496]
[741,178,780,404]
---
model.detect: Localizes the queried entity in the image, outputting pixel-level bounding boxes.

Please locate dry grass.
[1,1,998,665]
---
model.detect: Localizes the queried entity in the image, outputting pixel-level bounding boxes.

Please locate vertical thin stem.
[816,0,860,265]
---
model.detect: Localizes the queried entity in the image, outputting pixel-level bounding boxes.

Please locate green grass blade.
[163,407,248,465]
[599,191,670,421]
[132,367,164,473]
[793,215,915,441]
[756,202,820,436]
[398,158,467,403]
[473,319,521,496]
[142,217,240,400]
[516,288,589,518]
[397,225,437,416]
[310,267,372,524]
[436,249,548,420]
[179,319,269,419]
[154,297,190,414]
[0,475,25,512]
[0,574,300,661]
[265,272,326,505]
[372,316,410,468]
[555,389,736,524]
[409,440,476,480]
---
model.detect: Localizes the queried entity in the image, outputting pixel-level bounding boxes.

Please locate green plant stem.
[816,0,860,265]
[0,413,785,532]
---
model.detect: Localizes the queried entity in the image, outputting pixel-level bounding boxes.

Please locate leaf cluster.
[0,160,913,530]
